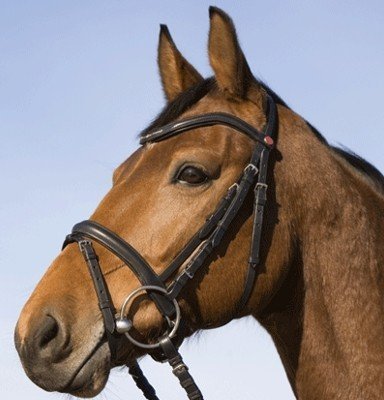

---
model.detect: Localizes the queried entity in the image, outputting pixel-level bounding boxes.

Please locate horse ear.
[158,24,203,102]
[208,7,256,99]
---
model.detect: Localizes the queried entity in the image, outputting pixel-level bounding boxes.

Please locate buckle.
[172,363,189,375]
[228,182,239,192]
[78,239,91,250]
[255,182,268,205]
[185,268,194,279]
[255,182,268,190]
[244,163,258,175]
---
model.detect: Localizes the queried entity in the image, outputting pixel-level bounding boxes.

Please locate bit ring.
[117,285,181,349]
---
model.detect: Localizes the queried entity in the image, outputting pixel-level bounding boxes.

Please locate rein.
[62,95,277,400]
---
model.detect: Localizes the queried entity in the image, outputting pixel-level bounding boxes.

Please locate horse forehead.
[116,95,257,178]
[144,129,250,172]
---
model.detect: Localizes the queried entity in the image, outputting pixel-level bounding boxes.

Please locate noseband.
[62,95,277,400]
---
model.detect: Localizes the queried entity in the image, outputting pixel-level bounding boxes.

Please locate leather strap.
[78,240,116,334]
[236,148,271,312]
[63,221,176,318]
[140,112,269,146]
[167,145,263,300]
[160,337,203,400]
[235,98,277,312]
[159,183,238,282]
[128,361,159,400]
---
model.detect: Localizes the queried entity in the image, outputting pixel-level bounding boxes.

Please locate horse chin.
[111,340,147,367]
[61,341,111,398]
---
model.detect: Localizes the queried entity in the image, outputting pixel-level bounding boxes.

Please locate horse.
[14,7,384,399]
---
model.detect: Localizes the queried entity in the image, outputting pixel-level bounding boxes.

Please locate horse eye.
[176,166,208,185]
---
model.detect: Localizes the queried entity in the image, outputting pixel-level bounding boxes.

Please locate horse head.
[16,7,384,400]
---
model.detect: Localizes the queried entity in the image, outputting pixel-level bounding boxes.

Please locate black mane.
[141,78,216,137]
[140,78,384,192]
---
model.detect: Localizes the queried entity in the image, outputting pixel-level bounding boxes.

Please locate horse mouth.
[60,341,111,398]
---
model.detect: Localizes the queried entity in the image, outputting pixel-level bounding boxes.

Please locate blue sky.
[1,1,383,399]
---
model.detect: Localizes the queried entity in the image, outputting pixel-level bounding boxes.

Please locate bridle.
[62,95,277,400]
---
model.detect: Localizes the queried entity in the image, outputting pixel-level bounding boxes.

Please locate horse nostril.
[33,314,71,362]
[38,315,59,349]
[15,310,74,389]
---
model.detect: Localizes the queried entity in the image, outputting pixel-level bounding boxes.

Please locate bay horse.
[15,7,384,400]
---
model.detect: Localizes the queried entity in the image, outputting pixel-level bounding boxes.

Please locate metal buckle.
[172,363,189,375]
[78,240,95,261]
[255,182,268,190]
[244,163,258,175]
[228,182,239,191]
[78,239,91,249]
[185,268,194,279]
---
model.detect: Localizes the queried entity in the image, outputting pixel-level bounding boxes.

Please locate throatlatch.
[62,95,277,400]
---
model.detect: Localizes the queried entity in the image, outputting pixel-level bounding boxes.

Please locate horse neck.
[259,106,384,399]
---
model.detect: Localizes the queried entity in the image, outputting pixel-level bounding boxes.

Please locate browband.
[140,96,276,146]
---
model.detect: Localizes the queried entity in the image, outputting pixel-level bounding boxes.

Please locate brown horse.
[15,7,384,400]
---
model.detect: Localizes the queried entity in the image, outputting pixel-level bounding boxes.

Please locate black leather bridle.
[62,95,277,400]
